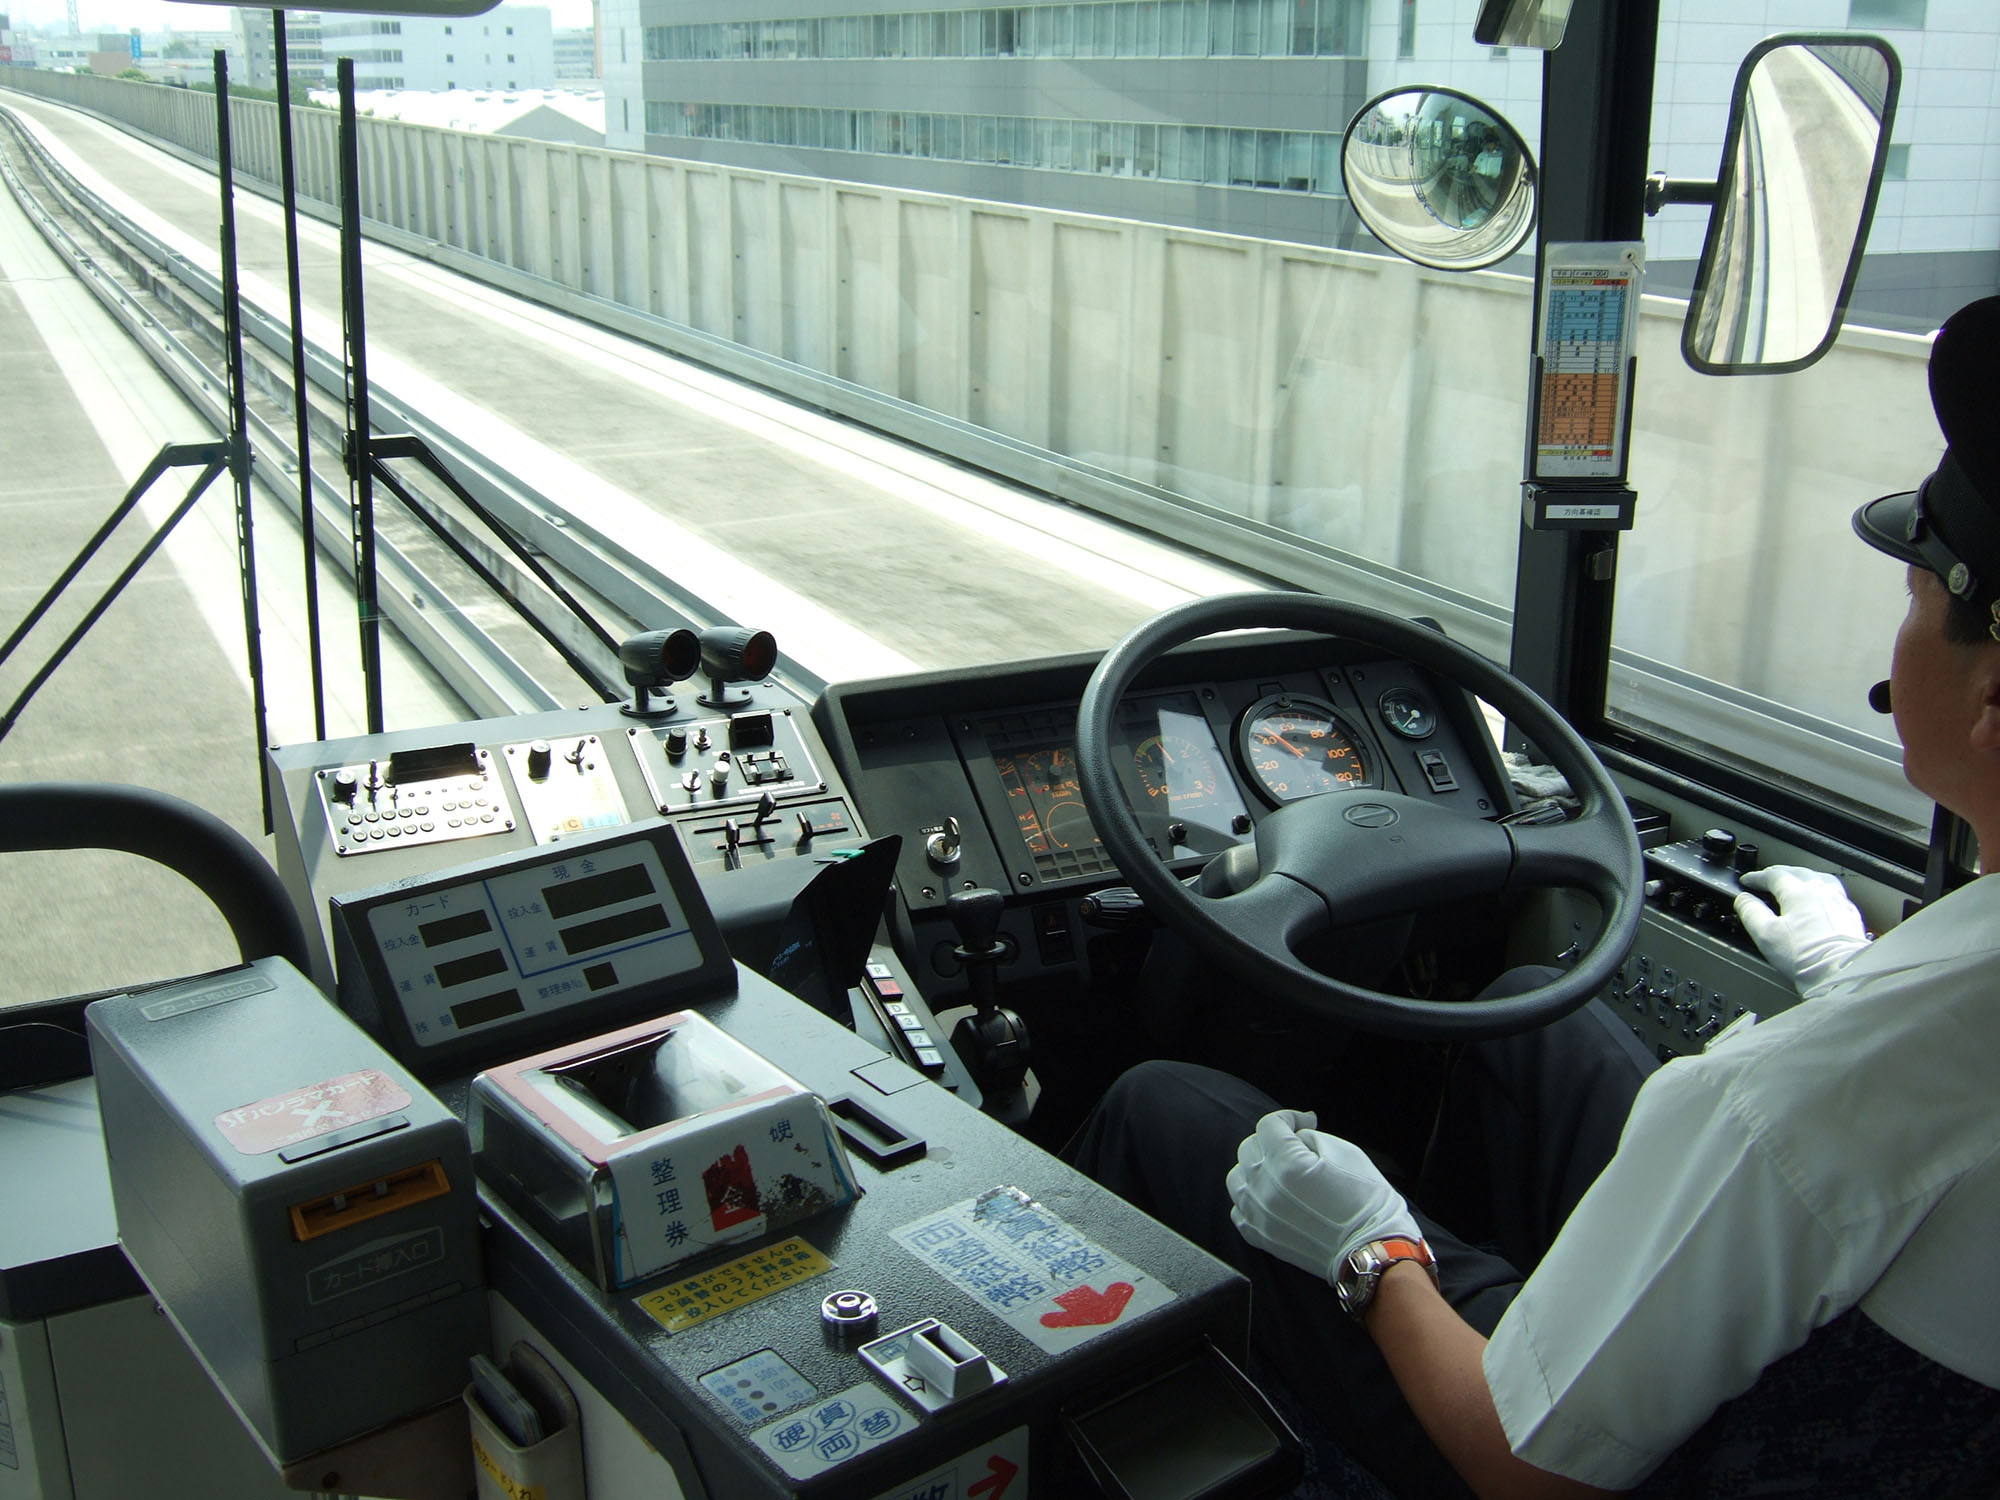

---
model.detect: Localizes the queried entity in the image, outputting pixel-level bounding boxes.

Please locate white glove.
[1225,1109,1419,1285]
[1734,865,1870,995]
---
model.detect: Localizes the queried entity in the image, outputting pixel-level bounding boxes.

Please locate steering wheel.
[1074,593,1641,1039]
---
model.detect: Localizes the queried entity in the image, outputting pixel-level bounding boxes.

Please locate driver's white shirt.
[1482,872,2000,1491]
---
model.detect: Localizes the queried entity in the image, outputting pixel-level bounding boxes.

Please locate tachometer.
[1133,731,1223,808]
[1238,695,1372,805]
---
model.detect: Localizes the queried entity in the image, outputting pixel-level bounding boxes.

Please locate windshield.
[610,0,1549,661]
[0,1,1990,853]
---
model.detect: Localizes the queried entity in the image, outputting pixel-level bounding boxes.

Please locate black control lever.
[944,888,1031,1121]
[946,887,1007,1015]
[1079,886,1150,929]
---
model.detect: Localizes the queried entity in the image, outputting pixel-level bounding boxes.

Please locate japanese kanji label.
[752,1384,910,1480]
[890,1186,1175,1354]
[634,1237,834,1334]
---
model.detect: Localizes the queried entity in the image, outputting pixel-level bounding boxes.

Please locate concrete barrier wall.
[2,68,1939,738]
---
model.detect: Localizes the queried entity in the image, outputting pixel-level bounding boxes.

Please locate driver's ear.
[1969,651,2000,756]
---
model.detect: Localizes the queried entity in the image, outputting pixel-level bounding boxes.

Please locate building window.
[507,52,514,61]
[643,0,1369,64]
[1883,143,1910,179]
[446,52,453,61]
[1848,0,1925,24]
[506,25,513,34]
[1397,0,1415,58]
[644,97,1346,199]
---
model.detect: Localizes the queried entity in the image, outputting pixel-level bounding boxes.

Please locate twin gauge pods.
[1236,686,1437,807]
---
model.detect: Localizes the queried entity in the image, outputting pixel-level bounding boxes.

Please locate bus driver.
[1070,294,2000,1498]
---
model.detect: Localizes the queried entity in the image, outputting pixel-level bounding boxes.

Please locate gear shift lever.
[945,888,1031,1122]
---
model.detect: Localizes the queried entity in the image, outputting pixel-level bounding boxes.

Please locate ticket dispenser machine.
[308,814,1303,1499]
[84,958,489,1480]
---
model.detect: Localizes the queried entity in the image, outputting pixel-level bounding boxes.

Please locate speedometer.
[1238,694,1373,805]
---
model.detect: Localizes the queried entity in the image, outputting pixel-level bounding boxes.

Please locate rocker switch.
[1416,751,1459,793]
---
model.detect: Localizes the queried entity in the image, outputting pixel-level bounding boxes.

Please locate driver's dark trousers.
[1066,996,1658,1500]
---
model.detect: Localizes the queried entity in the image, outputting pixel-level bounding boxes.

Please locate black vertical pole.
[214,51,274,834]
[337,57,384,734]
[272,13,327,742]
[1506,0,1660,731]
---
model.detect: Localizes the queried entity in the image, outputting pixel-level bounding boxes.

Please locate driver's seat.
[1632,1306,2000,1498]
[0,781,311,1086]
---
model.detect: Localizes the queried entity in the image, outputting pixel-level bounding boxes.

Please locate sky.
[5,0,593,33]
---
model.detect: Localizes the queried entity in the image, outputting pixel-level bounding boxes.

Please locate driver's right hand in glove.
[1734,865,1870,996]
[1225,1109,1418,1285]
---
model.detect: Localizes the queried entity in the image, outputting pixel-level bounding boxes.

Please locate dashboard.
[813,629,1515,989]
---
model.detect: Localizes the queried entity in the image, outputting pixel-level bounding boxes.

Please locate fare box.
[471,1010,860,1288]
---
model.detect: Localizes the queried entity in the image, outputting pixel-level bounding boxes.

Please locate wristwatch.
[1333,1236,1438,1322]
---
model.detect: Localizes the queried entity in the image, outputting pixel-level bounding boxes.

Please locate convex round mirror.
[1674,36,1900,373]
[1341,87,1537,271]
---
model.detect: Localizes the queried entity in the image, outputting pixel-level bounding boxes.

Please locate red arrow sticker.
[1040,1281,1135,1328]
[968,1454,1020,1500]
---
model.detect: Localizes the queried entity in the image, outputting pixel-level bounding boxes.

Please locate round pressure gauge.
[1377,687,1438,740]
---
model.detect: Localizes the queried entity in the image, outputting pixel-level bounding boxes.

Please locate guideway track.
[0,88,1260,710]
[3,101,663,718]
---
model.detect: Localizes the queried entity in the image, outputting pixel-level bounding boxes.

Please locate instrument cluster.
[816,635,1505,916]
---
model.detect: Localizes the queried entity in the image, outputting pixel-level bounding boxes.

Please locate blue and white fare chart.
[1535,242,1644,480]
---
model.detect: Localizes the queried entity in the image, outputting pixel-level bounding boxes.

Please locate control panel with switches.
[1641,825,1767,953]
[1601,905,1799,1060]
[1592,815,1877,1060]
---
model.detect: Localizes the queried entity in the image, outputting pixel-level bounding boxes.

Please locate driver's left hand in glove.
[1226,1109,1419,1285]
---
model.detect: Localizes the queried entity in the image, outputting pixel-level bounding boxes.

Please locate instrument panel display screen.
[976,694,1250,885]
[1127,696,1251,837]
[982,708,1118,883]
[362,842,705,1048]
[996,746,1096,856]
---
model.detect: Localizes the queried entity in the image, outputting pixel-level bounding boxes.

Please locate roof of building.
[304,85,603,142]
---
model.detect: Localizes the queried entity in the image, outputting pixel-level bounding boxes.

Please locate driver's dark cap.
[1852,295,2000,638]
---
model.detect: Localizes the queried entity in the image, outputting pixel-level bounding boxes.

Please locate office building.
[320,6,556,93]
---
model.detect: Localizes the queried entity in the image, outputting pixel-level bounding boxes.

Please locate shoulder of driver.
[1481,876,2000,1491]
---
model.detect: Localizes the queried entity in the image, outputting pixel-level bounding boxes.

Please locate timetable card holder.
[465,1340,585,1500]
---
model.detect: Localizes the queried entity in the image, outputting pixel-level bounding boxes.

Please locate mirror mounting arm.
[1643,172,1720,216]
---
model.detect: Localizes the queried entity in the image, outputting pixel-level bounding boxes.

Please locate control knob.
[666,727,688,760]
[709,752,732,792]
[331,769,359,805]
[526,740,552,780]
[1700,828,1737,865]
